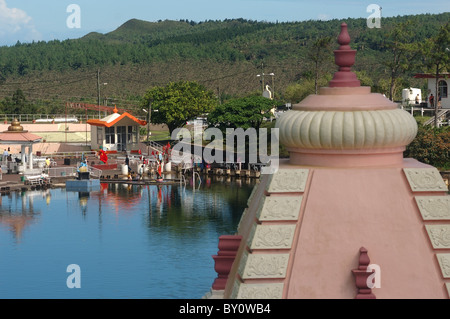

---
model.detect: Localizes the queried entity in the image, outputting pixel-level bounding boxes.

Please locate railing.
[48,167,77,178]
[47,151,97,159]
[423,109,450,126]
[400,106,436,117]
[143,140,164,154]
[88,166,102,179]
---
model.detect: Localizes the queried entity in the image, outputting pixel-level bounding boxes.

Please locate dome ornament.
[7,118,27,132]
[275,22,418,167]
[329,23,361,88]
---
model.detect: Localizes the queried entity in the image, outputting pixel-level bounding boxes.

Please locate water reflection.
[0,176,256,298]
[0,190,49,243]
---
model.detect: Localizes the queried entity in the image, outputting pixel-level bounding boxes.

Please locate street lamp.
[143,100,155,156]
[257,72,275,99]
[256,74,265,93]
[142,108,150,156]
[268,73,275,100]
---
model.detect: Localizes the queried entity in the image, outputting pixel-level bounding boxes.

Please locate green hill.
[0,13,448,114]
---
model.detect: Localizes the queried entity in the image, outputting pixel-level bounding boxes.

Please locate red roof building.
[87,106,147,152]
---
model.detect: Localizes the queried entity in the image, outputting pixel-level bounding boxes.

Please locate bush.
[405,124,450,169]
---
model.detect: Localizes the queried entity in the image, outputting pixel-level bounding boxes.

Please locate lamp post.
[143,110,150,156]
[143,99,153,156]
[257,72,275,99]
[268,73,275,100]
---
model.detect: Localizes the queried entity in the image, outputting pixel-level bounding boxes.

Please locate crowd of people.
[124,151,164,181]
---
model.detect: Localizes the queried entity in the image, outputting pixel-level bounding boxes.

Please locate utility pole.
[147,101,151,157]
[256,63,266,95]
[260,63,265,93]
[97,69,100,119]
[143,100,153,156]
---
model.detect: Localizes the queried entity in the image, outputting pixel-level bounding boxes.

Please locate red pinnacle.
[329,23,360,87]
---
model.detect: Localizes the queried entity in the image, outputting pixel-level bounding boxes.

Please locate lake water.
[0,177,255,299]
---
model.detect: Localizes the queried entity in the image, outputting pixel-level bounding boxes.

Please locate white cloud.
[0,0,41,45]
[318,13,332,21]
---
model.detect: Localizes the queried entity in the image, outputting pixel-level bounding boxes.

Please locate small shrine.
[88,106,147,153]
[0,119,43,172]
[206,23,450,299]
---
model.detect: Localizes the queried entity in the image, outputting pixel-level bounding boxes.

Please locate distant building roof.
[0,119,42,144]
[87,106,147,128]
[414,73,450,79]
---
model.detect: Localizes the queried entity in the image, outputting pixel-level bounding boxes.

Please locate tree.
[306,36,333,94]
[1,88,35,114]
[382,21,420,101]
[284,80,316,104]
[141,81,217,135]
[422,22,450,127]
[284,75,332,104]
[207,95,278,162]
[207,95,276,133]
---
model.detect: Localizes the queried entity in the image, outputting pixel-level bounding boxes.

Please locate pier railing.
[88,166,102,179]
[48,167,77,178]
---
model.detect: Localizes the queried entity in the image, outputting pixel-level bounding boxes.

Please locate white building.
[402,88,422,106]
[87,106,147,152]
[414,73,449,108]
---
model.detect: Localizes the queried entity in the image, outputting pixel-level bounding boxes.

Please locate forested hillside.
[0,13,448,115]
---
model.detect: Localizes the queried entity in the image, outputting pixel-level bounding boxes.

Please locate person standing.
[125,154,130,173]
[429,94,435,108]
[45,158,51,174]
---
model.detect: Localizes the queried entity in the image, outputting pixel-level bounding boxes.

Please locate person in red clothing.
[99,149,108,164]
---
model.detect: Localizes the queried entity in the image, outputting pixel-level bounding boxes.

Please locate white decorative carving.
[415,196,450,220]
[240,253,290,279]
[266,169,309,193]
[237,251,249,279]
[426,225,450,249]
[446,283,450,299]
[246,223,257,248]
[257,196,302,221]
[276,108,417,150]
[436,254,450,278]
[404,168,447,192]
[249,224,296,250]
[236,283,284,299]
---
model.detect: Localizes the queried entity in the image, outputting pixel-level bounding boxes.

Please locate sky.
[0,0,449,46]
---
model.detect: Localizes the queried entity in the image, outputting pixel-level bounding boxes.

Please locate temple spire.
[329,23,360,87]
